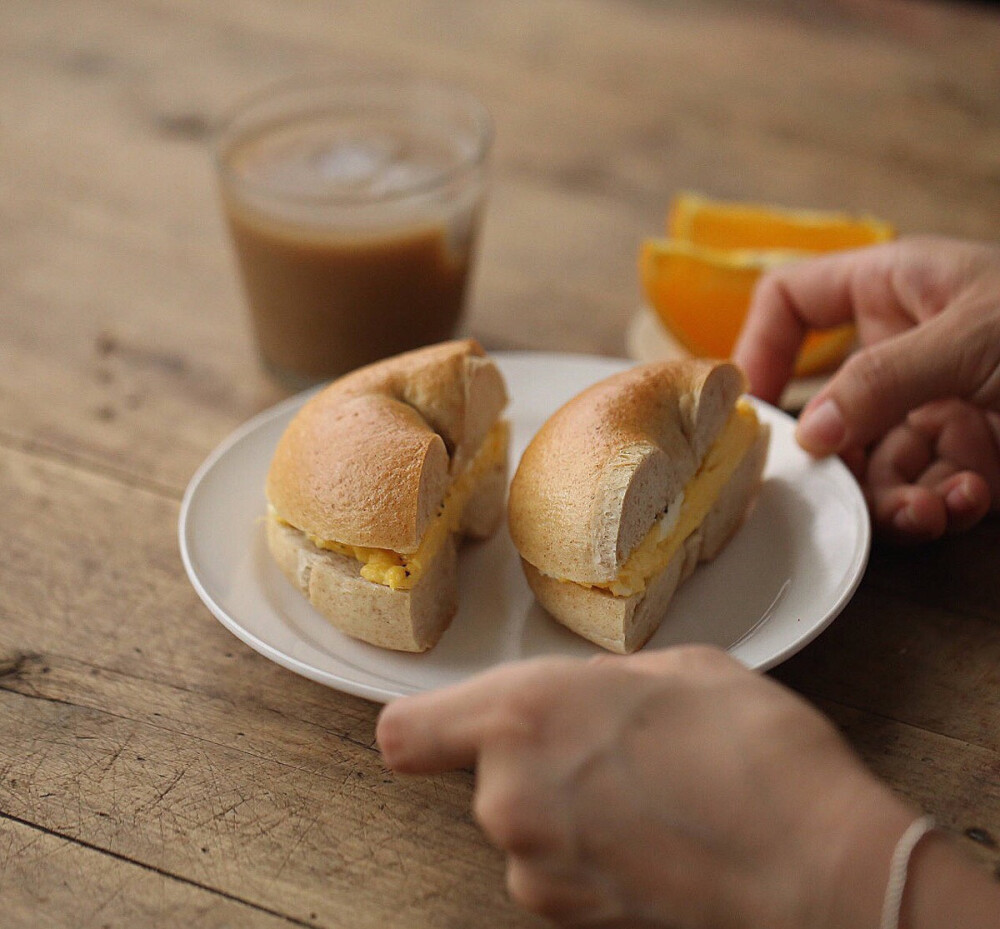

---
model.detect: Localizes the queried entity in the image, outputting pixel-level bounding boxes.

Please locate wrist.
[804,775,1000,929]
[899,829,1000,929]
[802,772,917,929]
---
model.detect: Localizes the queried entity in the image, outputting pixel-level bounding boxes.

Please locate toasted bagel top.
[508,359,746,584]
[266,339,507,553]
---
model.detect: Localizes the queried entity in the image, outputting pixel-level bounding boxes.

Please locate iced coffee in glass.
[215,74,492,387]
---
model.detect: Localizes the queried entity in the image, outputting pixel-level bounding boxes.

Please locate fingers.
[377,657,584,774]
[867,473,989,544]
[733,246,897,404]
[376,664,520,773]
[936,472,992,533]
[379,647,749,775]
[864,408,994,542]
[505,856,625,924]
[907,401,1000,503]
[868,483,948,544]
[732,275,807,405]
[736,238,1000,465]
[795,316,979,457]
[376,695,482,773]
[473,751,567,858]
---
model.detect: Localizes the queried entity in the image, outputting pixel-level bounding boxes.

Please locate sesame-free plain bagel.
[266,339,509,652]
[508,359,768,654]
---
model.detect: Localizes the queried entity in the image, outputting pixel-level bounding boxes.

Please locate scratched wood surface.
[1,0,999,925]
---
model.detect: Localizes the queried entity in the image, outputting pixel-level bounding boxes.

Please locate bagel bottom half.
[266,461,506,653]
[521,427,769,654]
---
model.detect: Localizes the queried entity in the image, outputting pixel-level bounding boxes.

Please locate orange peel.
[639,239,856,378]
[667,191,895,252]
[641,194,895,377]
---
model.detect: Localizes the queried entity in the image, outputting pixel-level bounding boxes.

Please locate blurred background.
[2,0,999,485]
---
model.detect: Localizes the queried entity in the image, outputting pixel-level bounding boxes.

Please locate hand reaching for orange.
[734,236,1000,543]
[640,193,894,378]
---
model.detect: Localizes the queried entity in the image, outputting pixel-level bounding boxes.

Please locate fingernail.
[893,505,918,533]
[796,398,846,455]
[945,480,975,511]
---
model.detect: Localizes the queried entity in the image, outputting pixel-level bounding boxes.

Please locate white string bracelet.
[880,815,936,929]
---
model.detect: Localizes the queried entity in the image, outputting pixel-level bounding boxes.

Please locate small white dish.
[179,351,870,703]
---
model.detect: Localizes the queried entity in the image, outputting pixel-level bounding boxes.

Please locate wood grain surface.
[2,0,999,925]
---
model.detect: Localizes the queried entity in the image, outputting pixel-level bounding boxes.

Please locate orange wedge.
[668,191,895,252]
[639,239,857,378]
[641,193,896,377]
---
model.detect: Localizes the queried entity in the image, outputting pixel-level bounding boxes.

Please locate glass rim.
[214,70,494,208]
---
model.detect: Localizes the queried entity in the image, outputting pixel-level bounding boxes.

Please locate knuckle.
[957,318,1000,408]
[748,268,783,310]
[506,862,555,915]
[474,783,547,855]
[506,861,591,920]
[890,245,943,309]
[841,344,900,400]
[484,667,568,746]
[484,694,540,748]
[747,274,802,346]
[955,397,988,429]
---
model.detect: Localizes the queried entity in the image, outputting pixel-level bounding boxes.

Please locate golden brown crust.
[266,339,507,552]
[265,423,509,652]
[508,359,746,584]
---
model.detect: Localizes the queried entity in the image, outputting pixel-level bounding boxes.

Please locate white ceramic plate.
[179,352,870,703]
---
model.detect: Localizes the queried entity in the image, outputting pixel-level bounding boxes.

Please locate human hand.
[377,646,914,929]
[732,237,1000,543]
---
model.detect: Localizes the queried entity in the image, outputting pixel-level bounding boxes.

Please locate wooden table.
[3,1,999,925]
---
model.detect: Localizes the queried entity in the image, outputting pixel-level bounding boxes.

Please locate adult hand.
[732,237,1000,543]
[377,646,914,929]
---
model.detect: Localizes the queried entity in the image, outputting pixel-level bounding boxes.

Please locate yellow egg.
[595,399,760,597]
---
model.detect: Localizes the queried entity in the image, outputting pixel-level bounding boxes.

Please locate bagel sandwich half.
[508,359,768,654]
[265,339,509,652]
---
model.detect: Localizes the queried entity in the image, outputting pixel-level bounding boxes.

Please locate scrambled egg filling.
[280,421,508,591]
[596,399,760,597]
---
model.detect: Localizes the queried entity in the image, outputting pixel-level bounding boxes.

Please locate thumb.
[796,315,982,456]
